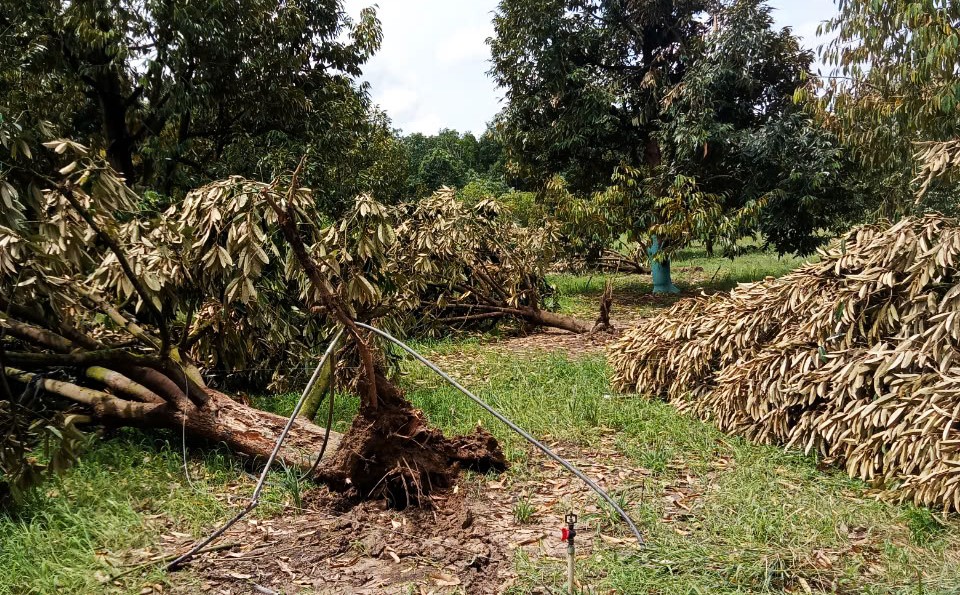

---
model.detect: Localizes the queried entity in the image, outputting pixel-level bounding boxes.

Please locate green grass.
[549,242,808,317]
[4,247,959,594]
[513,495,536,524]
[400,348,960,595]
[0,428,324,595]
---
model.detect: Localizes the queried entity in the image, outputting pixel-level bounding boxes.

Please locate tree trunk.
[94,72,138,184]
[180,389,340,468]
[522,308,590,334]
[648,236,680,294]
[298,334,340,422]
[4,366,340,470]
[439,304,594,334]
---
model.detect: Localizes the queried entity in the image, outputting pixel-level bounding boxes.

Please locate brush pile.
[609,215,960,510]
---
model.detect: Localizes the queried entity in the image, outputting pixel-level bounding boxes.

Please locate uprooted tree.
[0,139,511,505]
[395,188,608,335]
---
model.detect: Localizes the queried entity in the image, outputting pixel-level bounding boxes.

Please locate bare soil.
[167,438,650,594]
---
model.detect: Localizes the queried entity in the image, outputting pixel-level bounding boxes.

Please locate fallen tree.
[0,145,344,498]
[395,189,610,334]
[1,141,505,503]
[609,215,960,511]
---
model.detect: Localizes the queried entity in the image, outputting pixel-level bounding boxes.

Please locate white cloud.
[406,113,445,134]
[377,86,419,117]
[435,24,493,66]
[769,1,838,46]
[344,0,500,135]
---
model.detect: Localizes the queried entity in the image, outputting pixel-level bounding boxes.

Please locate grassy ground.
[402,347,960,594]
[551,242,808,318]
[3,244,959,594]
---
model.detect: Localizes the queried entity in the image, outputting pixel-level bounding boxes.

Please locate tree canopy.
[490,0,709,193]
[0,0,406,212]
[490,0,862,257]
[803,0,960,213]
[402,128,504,196]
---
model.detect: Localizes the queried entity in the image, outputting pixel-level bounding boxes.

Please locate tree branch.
[435,311,507,324]
[0,315,75,353]
[59,185,171,354]
[4,367,164,420]
[261,161,379,411]
[84,366,166,404]
[4,349,201,410]
[122,366,196,410]
[0,296,102,350]
[4,349,159,368]
[77,287,162,350]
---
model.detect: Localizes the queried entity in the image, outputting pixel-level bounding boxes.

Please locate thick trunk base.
[319,390,506,509]
[173,390,341,469]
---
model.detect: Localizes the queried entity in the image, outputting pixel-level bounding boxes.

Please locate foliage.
[915,139,960,196]
[0,139,354,496]
[0,131,586,495]
[490,0,709,193]
[393,189,578,332]
[417,147,468,192]
[803,0,960,213]
[491,0,858,260]
[402,128,505,196]
[0,0,407,211]
[657,1,862,255]
[611,214,960,510]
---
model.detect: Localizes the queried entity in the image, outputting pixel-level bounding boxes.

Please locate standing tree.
[416,147,468,193]
[0,0,391,205]
[491,0,860,288]
[654,0,862,257]
[490,0,709,193]
[401,128,506,196]
[803,0,960,213]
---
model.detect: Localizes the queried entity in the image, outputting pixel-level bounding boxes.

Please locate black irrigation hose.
[167,329,345,570]
[355,322,645,546]
[300,351,337,482]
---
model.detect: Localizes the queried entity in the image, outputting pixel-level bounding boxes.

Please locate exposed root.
[319,378,507,509]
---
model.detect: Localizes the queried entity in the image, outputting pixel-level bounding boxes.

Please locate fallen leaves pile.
[609,215,960,510]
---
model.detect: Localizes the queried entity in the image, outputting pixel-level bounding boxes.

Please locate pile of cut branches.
[610,215,960,510]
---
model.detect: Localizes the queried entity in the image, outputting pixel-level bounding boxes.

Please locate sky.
[343,0,840,136]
